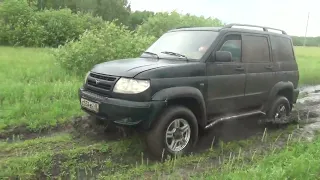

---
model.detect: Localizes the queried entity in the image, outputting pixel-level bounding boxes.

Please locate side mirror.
[215,51,232,62]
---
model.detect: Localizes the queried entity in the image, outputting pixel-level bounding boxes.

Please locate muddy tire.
[146,106,198,159]
[267,96,291,124]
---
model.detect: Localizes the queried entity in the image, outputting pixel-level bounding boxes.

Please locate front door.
[206,33,246,115]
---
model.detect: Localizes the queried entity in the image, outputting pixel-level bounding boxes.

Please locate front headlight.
[84,71,90,83]
[113,78,150,94]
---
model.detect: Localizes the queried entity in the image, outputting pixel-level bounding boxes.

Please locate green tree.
[292,36,303,46]
[34,0,131,25]
[128,10,154,30]
[94,0,130,24]
[137,11,223,38]
[291,36,320,47]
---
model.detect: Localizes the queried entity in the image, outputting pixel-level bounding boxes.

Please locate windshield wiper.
[160,51,188,60]
[142,51,159,59]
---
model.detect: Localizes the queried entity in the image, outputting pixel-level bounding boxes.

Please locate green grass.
[0,133,144,179]
[0,47,83,131]
[0,124,299,179]
[295,46,320,85]
[194,136,320,180]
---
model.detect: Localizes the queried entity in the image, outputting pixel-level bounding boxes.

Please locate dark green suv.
[79,24,300,157]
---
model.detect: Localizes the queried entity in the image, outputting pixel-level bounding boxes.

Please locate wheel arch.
[151,86,207,129]
[264,81,294,112]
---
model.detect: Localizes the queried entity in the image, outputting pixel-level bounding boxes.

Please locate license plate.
[81,98,99,113]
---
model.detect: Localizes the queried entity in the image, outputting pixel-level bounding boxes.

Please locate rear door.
[270,35,299,88]
[206,33,246,114]
[241,33,275,108]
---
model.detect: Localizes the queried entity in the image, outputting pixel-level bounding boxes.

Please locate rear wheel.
[146,106,198,158]
[267,96,291,124]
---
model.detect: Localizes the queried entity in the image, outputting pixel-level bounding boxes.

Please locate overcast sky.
[129,0,320,37]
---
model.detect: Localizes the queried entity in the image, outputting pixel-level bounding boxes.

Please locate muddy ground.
[2,85,320,153]
[1,85,320,179]
[196,85,320,150]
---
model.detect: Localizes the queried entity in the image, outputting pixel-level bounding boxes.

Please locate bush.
[137,11,223,38]
[0,19,8,45]
[0,0,105,47]
[37,9,104,47]
[0,0,46,46]
[54,22,156,74]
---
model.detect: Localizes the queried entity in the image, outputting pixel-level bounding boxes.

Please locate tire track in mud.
[1,85,320,153]
[157,85,320,179]
[1,85,320,179]
[191,85,320,154]
[0,115,133,142]
[78,85,320,179]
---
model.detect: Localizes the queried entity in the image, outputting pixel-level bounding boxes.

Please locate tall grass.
[0,47,83,131]
[295,46,320,85]
[195,136,320,180]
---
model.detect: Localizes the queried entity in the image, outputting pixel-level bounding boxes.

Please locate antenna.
[303,12,310,46]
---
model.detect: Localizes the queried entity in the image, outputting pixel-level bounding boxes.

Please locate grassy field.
[0,47,83,132]
[294,47,320,85]
[194,136,320,180]
[0,46,320,179]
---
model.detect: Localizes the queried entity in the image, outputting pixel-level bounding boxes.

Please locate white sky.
[129,0,320,37]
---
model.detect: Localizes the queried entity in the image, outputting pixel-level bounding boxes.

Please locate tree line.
[22,0,155,30]
[0,0,319,47]
[292,36,320,47]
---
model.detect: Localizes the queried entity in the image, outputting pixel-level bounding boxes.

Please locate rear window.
[242,35,270,63]
[270,36,295,62]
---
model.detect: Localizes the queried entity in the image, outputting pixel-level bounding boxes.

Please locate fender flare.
[263,81,294,112]
[152,86,207,128]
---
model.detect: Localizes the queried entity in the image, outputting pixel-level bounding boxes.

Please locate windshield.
[143,31,218,60]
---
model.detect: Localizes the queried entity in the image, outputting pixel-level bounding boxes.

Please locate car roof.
[169,24,291,39]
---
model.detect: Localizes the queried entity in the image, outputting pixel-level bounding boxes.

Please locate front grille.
[85,72,119,96]
[88,79,111,90]
[90,73,117,81]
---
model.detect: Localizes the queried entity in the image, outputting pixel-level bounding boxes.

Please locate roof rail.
[175,26,192,29]
[224,23,287,35]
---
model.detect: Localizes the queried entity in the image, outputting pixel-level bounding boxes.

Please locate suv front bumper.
[78,88,165,129]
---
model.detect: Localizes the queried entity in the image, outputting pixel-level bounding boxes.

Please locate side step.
[204,110,266,129]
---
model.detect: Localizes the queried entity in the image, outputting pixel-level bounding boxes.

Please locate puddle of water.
[197,85,320,151]
[297,85,320,110]
[299,85,320,94]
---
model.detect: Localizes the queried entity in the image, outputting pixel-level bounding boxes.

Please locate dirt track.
[1,85,320,179]
[2,85,320,152]
[69,85,320,159]
[187,85,320,157]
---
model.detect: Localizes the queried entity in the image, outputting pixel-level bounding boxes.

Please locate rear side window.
[242,35,270,63]
[270,36,295,62]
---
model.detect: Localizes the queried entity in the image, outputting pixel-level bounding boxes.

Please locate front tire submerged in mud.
[146,106,199,158]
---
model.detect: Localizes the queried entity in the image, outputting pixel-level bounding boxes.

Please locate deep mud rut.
[1,85,320,179]
[155,85,320,179]
[291,85,320,141]
[197,85,320,150]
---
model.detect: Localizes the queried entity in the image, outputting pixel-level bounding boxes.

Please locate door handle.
[265,65,273,70]
[235,66,244,71]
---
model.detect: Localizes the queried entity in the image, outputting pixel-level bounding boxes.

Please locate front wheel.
[146,106,198,158]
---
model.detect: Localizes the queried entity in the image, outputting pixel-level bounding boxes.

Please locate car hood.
[90,57,186,78]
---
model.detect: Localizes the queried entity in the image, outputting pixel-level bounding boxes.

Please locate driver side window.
[219,34,242,62]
